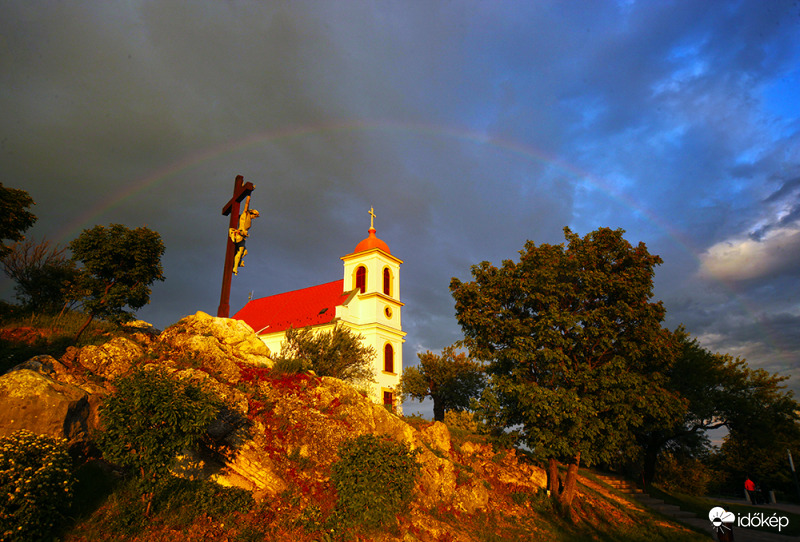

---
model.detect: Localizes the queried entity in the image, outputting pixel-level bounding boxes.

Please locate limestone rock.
[0,369,93,444]
[6,354,70,378]
[212,440,287,499]
[157,311,272,382]
[454,478,491,514]
[77,336,144,379]
[419,421,451,454]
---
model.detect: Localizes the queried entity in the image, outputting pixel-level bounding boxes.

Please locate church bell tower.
[340,208,405,411]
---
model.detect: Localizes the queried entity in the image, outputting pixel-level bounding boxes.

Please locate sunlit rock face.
[0,311,547,521]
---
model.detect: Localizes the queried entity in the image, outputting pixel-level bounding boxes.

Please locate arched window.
[384,343,394,373]
[355,266,367,293]
[383,390,394,411]
[383,268,391,295]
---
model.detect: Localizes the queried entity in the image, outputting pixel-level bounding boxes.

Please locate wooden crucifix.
[217,175,255,317]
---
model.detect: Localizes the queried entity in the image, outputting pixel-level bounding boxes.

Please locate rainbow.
[17,118,791,370]
[52,118,700,256]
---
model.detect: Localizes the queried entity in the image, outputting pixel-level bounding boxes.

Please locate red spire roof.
[232,279,352,335]
[353,227,391,254]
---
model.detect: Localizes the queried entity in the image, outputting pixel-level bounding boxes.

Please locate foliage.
[653,451,717,496]
[271,355,311,375]
[68,223,165,339]
[0,183,36,260]
[450,227,681,507]
[399,344,484,421]
[635,327,800,487]
[1,237,80,312]
[0,430,74,542]
[277,324,376,383]
[152,477,254,525]
[96,367,219,513]
[444,410,482,433]
[330,434,420,530]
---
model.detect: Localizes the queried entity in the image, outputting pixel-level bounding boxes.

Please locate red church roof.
[233,279,354,335]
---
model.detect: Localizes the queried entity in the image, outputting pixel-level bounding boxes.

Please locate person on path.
[745,477,757,505]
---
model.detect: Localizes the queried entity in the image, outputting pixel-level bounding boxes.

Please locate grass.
[0,309,122,373]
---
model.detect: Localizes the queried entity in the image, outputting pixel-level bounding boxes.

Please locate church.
[233,210,406,411]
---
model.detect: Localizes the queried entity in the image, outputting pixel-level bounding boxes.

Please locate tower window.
[383,391,394,411]
[355,266,367,293]
[384,343,394,373]
[383,268,391,295]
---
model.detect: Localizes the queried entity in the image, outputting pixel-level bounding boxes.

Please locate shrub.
[330,434,420,530]
[444,410,481,433]
[152,477,254,525]
[271,356,311,375]
[0,430,74,542]
[277,325,376,383]
[97,367,219,514]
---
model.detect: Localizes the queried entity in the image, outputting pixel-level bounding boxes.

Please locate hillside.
[0,311,710,541]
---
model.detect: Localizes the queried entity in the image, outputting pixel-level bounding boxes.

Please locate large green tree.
[450,227,682,507]
[0,183,36,260]
[398,345,484,422]
[68,224,165,339]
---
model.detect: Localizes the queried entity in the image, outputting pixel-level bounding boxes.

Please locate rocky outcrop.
[157,311,272,383]
[0,311,271,449]
[0,311,547,521]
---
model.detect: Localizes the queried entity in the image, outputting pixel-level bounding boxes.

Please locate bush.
[330,434,420,530]
[0,430,74,542]
[97,367,219,513]
[277,325,376,383]
[444,410,481,433]
[152,477,254,525]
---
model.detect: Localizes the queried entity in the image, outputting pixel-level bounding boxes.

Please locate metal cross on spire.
[369,206,376,229]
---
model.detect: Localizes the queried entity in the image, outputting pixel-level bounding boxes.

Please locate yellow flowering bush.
[0,430,74,542]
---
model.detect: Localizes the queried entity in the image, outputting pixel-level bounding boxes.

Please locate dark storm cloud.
[2,1,800,401]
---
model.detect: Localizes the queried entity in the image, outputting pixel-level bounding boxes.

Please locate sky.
[2,1,800,418]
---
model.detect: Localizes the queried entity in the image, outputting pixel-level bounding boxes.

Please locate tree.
[398,345,484,422]
[97,367,219,515]
[1,238,79,313]
[0,183,36,260]
[68,224,165,339]
[635,327,800,487]
[277,324,376,383]
[450,227,681,508]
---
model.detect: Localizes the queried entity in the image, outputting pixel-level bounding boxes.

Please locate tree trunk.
[432,398,445,422]
[74,313,94,342]
[548,457,561,497]
[558,452,581,508]
[642,442,660,487]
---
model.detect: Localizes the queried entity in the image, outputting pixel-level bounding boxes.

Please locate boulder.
[77,336,144,379]
[157,311,272,382]
[419,421,451,454]
[454,478,491,514]
[0,369,94,444]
